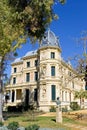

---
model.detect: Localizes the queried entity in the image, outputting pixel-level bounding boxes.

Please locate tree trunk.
[0,75,3,121]
[80,97,82,108]
[0,92,3,121]
[0,57,4,122]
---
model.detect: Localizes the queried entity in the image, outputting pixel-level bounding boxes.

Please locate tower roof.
[40,29,60,48]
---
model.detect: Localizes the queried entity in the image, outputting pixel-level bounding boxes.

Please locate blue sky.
[6,0,87,77]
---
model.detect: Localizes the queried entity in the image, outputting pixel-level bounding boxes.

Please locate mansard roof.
[11,57,23,65]
[24,50,37,57]
[40,29,60,48]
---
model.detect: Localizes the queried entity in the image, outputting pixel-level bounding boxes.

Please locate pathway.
[64,123,87,130]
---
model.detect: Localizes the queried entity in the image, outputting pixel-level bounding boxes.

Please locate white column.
[14,90,16,102]
[10,90,12,102]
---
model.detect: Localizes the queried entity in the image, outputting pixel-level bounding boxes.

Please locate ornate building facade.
[5,30,85,111]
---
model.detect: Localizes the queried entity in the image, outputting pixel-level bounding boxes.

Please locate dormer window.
[51,52,55,59]
[14,68,17,73]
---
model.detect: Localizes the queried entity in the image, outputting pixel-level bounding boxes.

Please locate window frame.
[14,68,17,73]
[27,61,30,68]
[13,77,16,84]
[26,73,30,82]
[51,85,56,101]
[51,52,55,59]
[35,60,38,67]
[51,66,55,76]
[34,72,38,81]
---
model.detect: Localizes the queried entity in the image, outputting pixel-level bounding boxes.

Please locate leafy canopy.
[0,0,66,58]
[0,0,26,58]
[7,0,66,42]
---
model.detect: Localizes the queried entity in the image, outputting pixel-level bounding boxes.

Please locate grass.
[3,112,72,130]
[3,110,87,130]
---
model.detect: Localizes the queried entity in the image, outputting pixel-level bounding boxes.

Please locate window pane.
[27,62,30,67]
[34,88,37,101]
[35,60,38,67]
[34,72,38,81]
[14,68,17,73]
[26,73,30,82]
[13,77,16,84]
[51,52,55,59]
[51,85,56,101]
[51,66,55,76]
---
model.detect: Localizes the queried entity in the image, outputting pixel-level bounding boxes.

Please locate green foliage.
[7,121,19,130]
[0,122,4,127]
[7,0,65,42]
[70,102,80,111]
[49,105,56,112]
[25,124,39,130]
[62,106,68,112]
[0,0,26,57]
[59,0,66,4]
[75,90,87,99]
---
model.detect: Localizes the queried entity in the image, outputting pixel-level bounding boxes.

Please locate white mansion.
[5,30,85,111]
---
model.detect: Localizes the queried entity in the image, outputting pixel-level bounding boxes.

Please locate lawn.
[3,110,87,130]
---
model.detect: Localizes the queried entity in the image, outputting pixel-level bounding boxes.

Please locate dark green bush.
[70,102,80,111]
[7,121,19,130]
[25,124,39,130]
[62,106,68,112]
[0,122,4,127]
[49,106,56,112]
[7,106,23,112]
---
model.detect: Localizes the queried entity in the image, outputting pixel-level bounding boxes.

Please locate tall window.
[51,66,55,76]
[51,52,55,59]
[27,62,30,67]
[13,77,16,84]
[68,71,72,76]
[65,91,67,101]
[26,73,30,82]
[69,92,71,102]
[14,68,17,73]
[51,85,56,101]
[34,72,38,81]
[35,60,38,67]
[72,82,74,88]
[34,88,37,101]
[62,91,64,101]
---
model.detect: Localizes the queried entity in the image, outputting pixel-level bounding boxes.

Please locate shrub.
[49,106,56,112]
[0,122,4,127]
[25,124,39,130]
[7,121,19,130]
[7,105,23,112]
[62,106,68,112]
[70,102,80,111]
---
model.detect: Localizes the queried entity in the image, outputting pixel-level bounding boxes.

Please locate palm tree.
[74,89,87,108]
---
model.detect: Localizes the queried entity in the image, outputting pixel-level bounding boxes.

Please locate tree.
[0,0,26,121]
[0,0,66,121]
[7,0,66,42]
[74,89,87,108]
